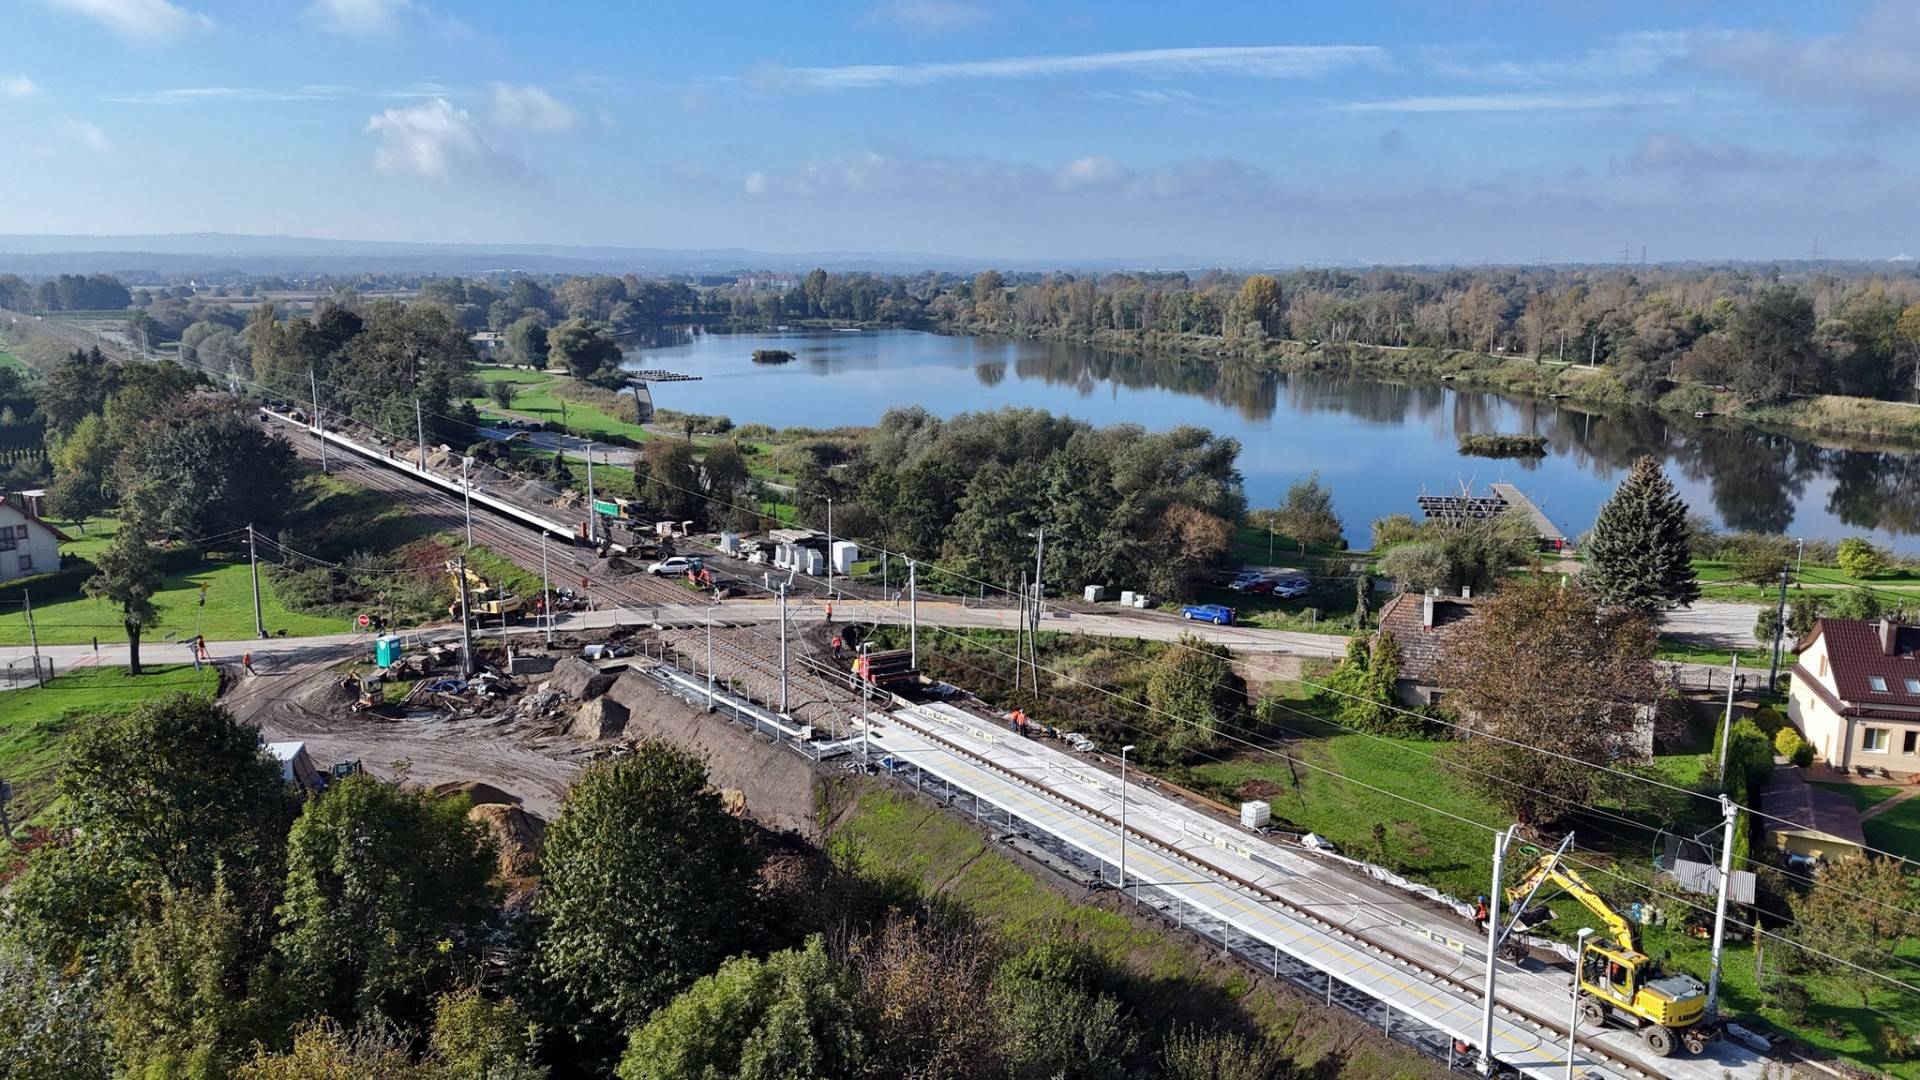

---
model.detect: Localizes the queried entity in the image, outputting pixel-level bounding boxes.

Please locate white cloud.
[869,0,990,32]
[307,0,410,35]
[1423,31,1689,83]
[488,83,577,131]
[365,98,525,180]
[67,119,112,152]
[1687,2,1920,114]
[43,0,211,40]
[105,85,342,104]
[743,171,769,195]
[757,44,1384,89]
[2,75,37,98]
[749,147,1273,203]
[1054,156,1125,191]
[1339,92,1681,113]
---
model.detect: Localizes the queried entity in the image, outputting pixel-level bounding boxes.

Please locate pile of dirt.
[571,697,630,742]
[546,657,617,700]
[468,802,546,911]
[431,780,522,806]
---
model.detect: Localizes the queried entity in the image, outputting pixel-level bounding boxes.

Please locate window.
[1869,676,1889,692]
[11,525,23,539]
[15,555,29,572]
[1864,728,1890,752]
[0,533,17,553]
[1906,731,1918,755]
[1907,679,1920,695]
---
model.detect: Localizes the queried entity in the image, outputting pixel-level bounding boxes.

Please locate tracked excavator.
[1505,849,1722,1057]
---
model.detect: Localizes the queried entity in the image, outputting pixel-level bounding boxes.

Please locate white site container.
[1131,595,1150,609]
[1240,801,1272,829]
[1083,584,1105,603]
[654,521,676,538]
[1119,590,1136,607]
[718,532,741,555]
[802,548,825,576]
[830,540,859,574]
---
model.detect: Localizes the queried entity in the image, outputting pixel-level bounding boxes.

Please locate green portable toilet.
[375,634,403,668]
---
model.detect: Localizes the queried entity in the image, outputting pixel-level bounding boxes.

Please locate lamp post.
[1567,927,1594,1080]
[1118,744,1136,895]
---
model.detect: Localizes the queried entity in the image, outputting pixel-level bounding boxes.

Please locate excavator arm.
[1504,852,1638,955]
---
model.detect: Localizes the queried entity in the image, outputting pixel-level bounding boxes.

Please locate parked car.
[1268,577,1311,599]
[1179,603,1235,625]
[1226,570,1266,591]
[647,556,702,576]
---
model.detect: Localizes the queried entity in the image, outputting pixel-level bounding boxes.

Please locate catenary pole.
[705,601,715,712]
[540,531,553,644]
[309,369,328,474]
[414,397,426,466]
[826,496,834,599]
[1119,743,1136,895]
[584,448,596,547]
[1480,825,1516,1076]
[908,560,918,669]
[461,456,474,548]
[1707,794,1738,1014]
[1567,928,1594,1080]
[778,583,789,714]
[248,523,265,639]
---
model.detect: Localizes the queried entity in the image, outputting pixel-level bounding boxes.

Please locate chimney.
[1882,618,1899,656]
[1422,589,1437,630]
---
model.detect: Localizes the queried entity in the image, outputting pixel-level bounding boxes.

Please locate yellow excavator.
[446,562,526,626]
[1505,851,1722,1057]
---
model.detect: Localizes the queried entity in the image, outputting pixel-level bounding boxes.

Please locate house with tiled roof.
[1787,618,1920,777]
[1373,590,1481,707]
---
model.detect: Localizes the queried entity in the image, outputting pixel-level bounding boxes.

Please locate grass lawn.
[0,663,217,823]
[0,340,26,372]
[1652,639,1789,667]
[0,517,354,647]
[1813,782,1920,861]
[469,369,653,442]
[1694,559,1920,603]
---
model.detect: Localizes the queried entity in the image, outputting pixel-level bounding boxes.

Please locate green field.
[0,663,217,823]
[1813,782,1920,861]
[468,368,653,441]
[0,518,349,647]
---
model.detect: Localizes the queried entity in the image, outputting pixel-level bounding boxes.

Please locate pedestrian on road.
[243,651,256,676]
[195,635,209,661]
[91,635,98,656]
[189,642,201,673]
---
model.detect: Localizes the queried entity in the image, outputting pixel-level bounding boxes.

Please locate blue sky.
[1,0,1916,263]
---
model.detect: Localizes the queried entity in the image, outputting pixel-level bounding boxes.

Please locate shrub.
[1836,536,1888,579]
[1751,704,1787,737]
[1769,981,1812,1025]
[1775,727,1809,766]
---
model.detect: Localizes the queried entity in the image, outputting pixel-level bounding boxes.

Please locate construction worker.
[831,634,844,659]
[242,651,256,676]
[825,600,834,624]
[1472,896,1489,927]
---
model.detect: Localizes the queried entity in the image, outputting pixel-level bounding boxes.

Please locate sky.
[1,0,1917,264]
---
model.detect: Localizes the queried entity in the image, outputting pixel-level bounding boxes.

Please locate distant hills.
[0,232,1261,278]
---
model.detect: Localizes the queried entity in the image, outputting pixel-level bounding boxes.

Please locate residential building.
[1757,765,1867,864]
[0,495,69,583]
[1787,617,1920,777]
[1373,590,1480,707]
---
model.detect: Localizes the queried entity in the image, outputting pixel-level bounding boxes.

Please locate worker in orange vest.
[825,600,834,624]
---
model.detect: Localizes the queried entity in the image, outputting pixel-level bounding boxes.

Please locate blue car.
[1180,603,1235,625]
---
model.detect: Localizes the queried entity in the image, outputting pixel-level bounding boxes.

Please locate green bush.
[1836,536,1888,579]
[1751,704,1787,737]
[1775,727,1807,765]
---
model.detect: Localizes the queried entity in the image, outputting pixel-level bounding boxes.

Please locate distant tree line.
[0,273,131,312]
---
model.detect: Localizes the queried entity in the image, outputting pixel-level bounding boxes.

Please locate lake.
[622,327,1920,553]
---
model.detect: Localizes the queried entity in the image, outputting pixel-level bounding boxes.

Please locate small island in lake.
[1457,432,1548,458]
[751,348,796,364]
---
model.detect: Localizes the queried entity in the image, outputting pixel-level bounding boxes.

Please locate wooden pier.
[1417,483,1567,550]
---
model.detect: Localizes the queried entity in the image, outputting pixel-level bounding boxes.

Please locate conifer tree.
[1583,456,1699,614]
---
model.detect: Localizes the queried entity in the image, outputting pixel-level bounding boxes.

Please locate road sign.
[592,499,620,517]
[357,613,370,628]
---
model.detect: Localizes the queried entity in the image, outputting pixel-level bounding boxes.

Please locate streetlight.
[1118,744,1136,897]
[1567,927,1594,1080]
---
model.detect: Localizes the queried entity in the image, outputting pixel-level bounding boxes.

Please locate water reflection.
[621,327,1920,548]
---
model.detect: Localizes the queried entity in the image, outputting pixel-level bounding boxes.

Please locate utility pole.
[461,456,474,548]
[1031,526,1045,622]
[1015,574,1027,692]
[826,496,834,599]
[907,560,918,669]
[1480,825,1517,1077]
[248,524,266,639]
[778,583,789,714]
[1718,655,1738,785]
[456,555,475,678]
[705,602,715,712]
[23,590,43,687]
[414,397,426,467]
[1767,567,1790,689]
[540,531,553,644]
[1707,795,1738,1015]
[309,369,328,474]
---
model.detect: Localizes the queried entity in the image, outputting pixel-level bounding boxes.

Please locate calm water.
[623,328,1920,553]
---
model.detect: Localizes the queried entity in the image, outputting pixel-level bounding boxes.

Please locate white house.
[0,496,69,583]
[1787,617,1920,777]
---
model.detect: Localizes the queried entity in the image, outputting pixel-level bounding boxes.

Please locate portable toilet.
[375,634,403,668]
[830,540,859,574]
[1083,584,1105,603]
[802,548,825,576]
[719,532,741,555]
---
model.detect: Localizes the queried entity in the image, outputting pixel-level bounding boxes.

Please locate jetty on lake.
[1416,481,1568,551]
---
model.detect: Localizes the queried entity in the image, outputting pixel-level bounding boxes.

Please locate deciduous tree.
[80,524,162,674]
[1439,578,1662,826]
